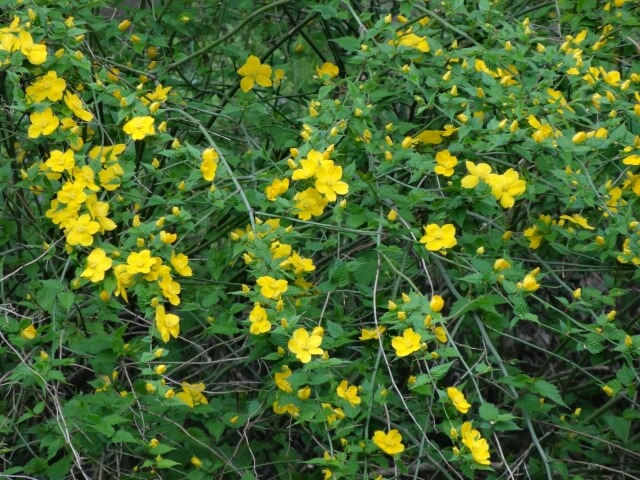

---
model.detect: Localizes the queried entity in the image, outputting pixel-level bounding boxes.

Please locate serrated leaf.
[493,420,522,431]
[531,379,567,407]
[605,414,629,441]
[331,36,361,52]
[430,362,452,380]
[156,458,180,469]
[479,402,499,421]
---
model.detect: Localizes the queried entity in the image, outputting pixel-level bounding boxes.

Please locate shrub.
[1,1,639,479]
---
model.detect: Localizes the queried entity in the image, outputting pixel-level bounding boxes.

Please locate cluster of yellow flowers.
[461,161,527,208]
[290,145,349,220]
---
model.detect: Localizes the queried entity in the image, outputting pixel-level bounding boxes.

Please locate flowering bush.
[1,1,639,479]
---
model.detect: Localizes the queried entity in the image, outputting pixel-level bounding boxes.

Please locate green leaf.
[479,402,499,422]
[430,362,452,380]
[531,379,567,407]
[156,458,180,469]
[604,414,630,441]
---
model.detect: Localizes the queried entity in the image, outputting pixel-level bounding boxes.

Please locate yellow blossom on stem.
[256,276,288,300]
[288,327,324,363]
[430,295,444,312]
[249,303,271,334]
[200,147,219,181]
[391,328,422,357]
[274,365,293,393]
[461,161,492,188]
[315,164,349,201]
[18,30,47,65]
[21,324,37,340]
[359,326,386,340]
[293,187,328,220]
[372,429,405,455]
[434,149,458,177]
[237,55,272,92]
[126,249,155,274]
[265,178,289,201]
[26,70,66,102]
[336,380,361,406]
[420,223,457,251]
[447,387,471,413]
[170,251,192,277]
[316,61,339,79]
[155,305,180,343]
[64,92,93,122]
[123,116,155,140]
[176,382,208,407]
[28,108,60,139]
[486,169,526,208]
[80,248,113,282]
[461,422,491,465]
[65,214,100,247]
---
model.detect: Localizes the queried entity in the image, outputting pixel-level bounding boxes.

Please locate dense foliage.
[1,0,639,478]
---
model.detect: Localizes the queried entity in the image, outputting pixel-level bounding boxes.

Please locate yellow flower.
[493,258,511,271]
[80,248,113,282]
[26,70,66,102]
[519,273,540,292]
[28,108,60,139]
[420,223,457,251]
[65,214,100,247]
[265,177,289,201]
[391,328,422,357]
[280,252,315,274]
[64,92,93,122]
[602,385,614,396]
[430,295,445,312]
[123,116,155,140]
[249,303,271,335]
[272,400,299,417]
[434,149,458,177]
[559,214,595,230]
[274,365,293,393]
[126,249,155,274]
[44,149,75,173]
[315,61,339,79]
[18,30,47,65]
[270,241,292,259]
[256,276,288,300]
[21,324,37,340]
[359,326,386,340]
[176,382,208,407]
[288,327,324,363]
[293,187,328,220]
[190,456,202,468]
[155,305,180,343]
[461,422,491,465]
[159,231,177,244]
[461,161,492,188]
[298,386,311,400]
[159,275,181,306]
[434,326,448,343]
[292,149,327,180]
[200,147,219,181]
[315,164,349,201]
[372,429,405,455]
[486,169,526,208]
[622,154,640,166]
[397,31,430,53]
[447,387,471,413]
[336,380,361,406]
[237,55,272,92]
[170,251,192,277]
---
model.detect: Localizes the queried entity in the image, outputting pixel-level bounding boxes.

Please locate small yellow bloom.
[21,325,37,340]
[602,385,614,396]
[372,429,405,455]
